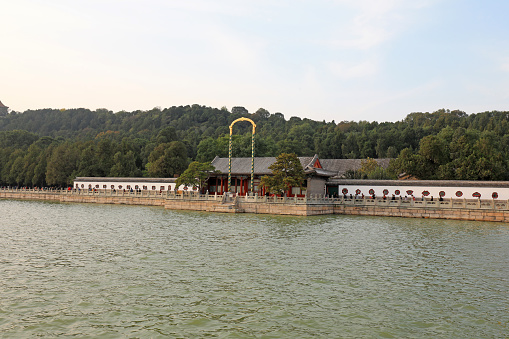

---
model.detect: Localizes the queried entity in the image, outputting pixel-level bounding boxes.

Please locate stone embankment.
[1,188,509,222]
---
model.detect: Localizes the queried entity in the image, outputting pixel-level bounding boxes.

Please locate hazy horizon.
[2,1,509,122]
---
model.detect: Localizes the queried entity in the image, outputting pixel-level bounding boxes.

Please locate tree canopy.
[260,153,305,195]
[1,105,509,187]
[175,161,217,190]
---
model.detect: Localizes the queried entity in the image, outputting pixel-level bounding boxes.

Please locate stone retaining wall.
[238,201,331,216]
[2,190,509,221]
[0,191,167,207]
[334,205,509,222]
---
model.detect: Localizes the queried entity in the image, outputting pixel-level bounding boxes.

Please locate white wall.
[339,185,506,200]
[73,180,193,192]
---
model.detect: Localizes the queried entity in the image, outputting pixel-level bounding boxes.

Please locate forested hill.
[1,105,509,187]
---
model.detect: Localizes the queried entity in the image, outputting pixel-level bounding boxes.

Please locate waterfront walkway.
[1,187,508,221]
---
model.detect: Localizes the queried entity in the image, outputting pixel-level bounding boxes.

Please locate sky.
[1,0,509,122]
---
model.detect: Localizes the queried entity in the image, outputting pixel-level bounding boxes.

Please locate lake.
[0,200,508,338]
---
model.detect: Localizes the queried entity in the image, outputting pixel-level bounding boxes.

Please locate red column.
[240,177,243,195]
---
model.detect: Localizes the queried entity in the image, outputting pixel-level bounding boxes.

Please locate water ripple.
[0,200,508,338]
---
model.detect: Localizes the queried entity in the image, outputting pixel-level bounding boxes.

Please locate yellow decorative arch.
[228,117,256,193]
[229,117,256,134]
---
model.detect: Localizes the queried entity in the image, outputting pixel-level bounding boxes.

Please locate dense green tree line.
[1,105,509,186]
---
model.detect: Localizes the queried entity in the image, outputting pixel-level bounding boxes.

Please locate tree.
[196,137,223,162]
[359,158,380,175]
[231,106,249,115]
[386,146,398,158]
[46,143,80,186]
[9,154,25,186]
[387,148,421,179]
[418,135,449,166]
[175,161,217,190]
[96,138,115,176]
[77,144,102,177]
[0,130,39,149]
[32,150,48,187]
[146,141,188,177]
[155,126,177,144]
[110,150,141,177]
[343,158,394,180]
[22,144,44,186]
[260,153,305,195]
[254,108,270,119]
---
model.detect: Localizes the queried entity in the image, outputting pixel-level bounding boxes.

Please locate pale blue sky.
[1,0,509,122]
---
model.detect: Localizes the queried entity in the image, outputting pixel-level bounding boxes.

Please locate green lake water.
[0,200,508,338]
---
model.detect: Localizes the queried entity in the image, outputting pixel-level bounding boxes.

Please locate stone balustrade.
[2,187,509,220]
[1,187,507,210]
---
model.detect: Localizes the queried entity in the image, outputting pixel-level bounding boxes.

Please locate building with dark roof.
[208,155,390,196]
[73,156,393,197]
[0,100,8,116]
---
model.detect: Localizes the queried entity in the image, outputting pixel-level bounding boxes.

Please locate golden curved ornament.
[229,117,256,134]
[228,117,256,193]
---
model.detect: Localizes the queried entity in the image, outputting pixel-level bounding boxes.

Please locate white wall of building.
[73,179,194,192]
[339,185,506,200]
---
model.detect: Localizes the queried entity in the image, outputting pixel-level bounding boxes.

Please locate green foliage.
[110,151,141,177]
[0,130,39,149]
[146,141,188,178]
[344,158,395,180]
[2,105,509,186]
[389,127,509,180]
[155,126,177,144]
[176,161,217,189]
[260,153,305,195]
[45,143,80,186]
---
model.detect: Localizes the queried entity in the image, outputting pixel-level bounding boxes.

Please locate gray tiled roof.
[211,156,314,175]
[210,156,391,177]
[320,158,391,178]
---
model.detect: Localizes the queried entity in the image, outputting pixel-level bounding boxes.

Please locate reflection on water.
[0,200,508,338]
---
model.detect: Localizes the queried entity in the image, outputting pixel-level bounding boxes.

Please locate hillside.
[1,105,509,186]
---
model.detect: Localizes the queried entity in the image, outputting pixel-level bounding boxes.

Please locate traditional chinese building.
[206,155,391,197]
[73,156,392,197]
[0,100,8,116]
